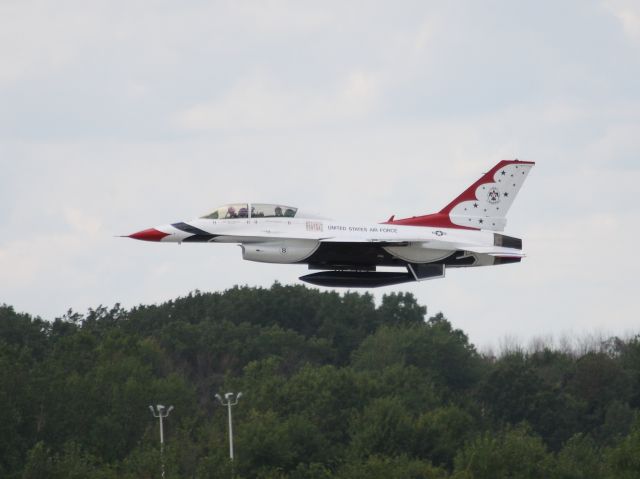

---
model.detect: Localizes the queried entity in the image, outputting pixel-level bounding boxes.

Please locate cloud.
[174,70,381,131]
[0,1,98,87]
[605,0,640,43]
[64,208,103,237]
[2,0,640,347]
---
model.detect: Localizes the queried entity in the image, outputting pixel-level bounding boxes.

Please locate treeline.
[1,283,639,478]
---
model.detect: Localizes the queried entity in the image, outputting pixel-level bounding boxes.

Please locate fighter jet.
[128,159,534,287]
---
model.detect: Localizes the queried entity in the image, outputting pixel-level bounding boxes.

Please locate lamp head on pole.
[215,391,243,406]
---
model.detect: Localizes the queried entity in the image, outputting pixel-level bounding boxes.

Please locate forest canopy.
[1,283,639,478]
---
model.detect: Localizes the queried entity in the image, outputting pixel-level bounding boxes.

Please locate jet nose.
[128,228,170,242]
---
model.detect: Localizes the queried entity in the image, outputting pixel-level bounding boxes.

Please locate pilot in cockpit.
[275,206,283,216]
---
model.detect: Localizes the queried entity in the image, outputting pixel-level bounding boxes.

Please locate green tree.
[452,425,553,479]
[21,442,53,479]
[413,406,475,468]
[235,410,329,477]
[478,352,584,448]
[337,455,447,479]
[617,335,640,408]
[349,397,414,458]
[566,352,631,429]
[376,293,426,327]
[478,353,543,425]
[553,434,603,479]
[51,442,111,479]
[273,364,374,446]
[598,400,634,444]
[352,315,481,393]
[3,285,640,477]
[604,417,640,479]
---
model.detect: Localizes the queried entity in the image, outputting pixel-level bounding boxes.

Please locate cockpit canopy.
[201,203,298,220]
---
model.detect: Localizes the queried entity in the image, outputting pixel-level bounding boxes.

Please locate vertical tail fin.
[387,160,535,231]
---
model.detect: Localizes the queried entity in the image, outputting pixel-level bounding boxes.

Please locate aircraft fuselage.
[127,160,533,287]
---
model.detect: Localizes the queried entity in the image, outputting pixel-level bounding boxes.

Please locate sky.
[1,0,639,348]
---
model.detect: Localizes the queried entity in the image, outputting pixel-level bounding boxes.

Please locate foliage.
[0,286,638,477]
[452,425,554,479]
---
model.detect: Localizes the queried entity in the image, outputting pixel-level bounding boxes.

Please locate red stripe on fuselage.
[383,213,478,230]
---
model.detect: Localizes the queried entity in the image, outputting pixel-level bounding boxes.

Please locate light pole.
[149,404,174,479]
[215,392,242,461]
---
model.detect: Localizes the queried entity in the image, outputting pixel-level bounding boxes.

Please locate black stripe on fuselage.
[182,234,218,242]
[172,222,218,242]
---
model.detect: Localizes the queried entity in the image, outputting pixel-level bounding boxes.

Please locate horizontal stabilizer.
[464,245,525,257]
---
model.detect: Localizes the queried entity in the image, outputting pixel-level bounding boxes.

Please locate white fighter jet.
[128,160,534,287]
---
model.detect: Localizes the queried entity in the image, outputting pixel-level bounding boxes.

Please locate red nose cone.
[129,228,170,242]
